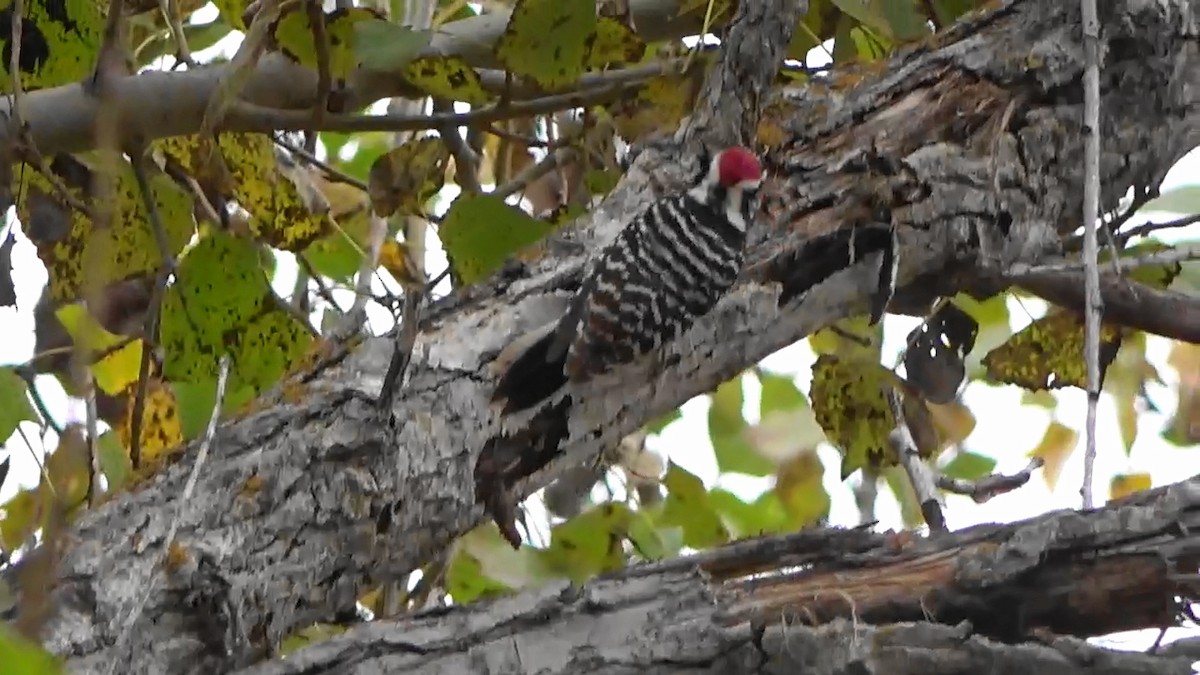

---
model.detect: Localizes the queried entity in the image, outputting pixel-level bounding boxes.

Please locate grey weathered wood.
[6,0,1198,673]
[236,474,1200,674]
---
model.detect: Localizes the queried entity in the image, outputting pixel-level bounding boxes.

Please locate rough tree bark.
[236,474,1200,674]
[2,0,1198,673]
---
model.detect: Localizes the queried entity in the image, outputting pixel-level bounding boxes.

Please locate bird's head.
[714,146,763,192]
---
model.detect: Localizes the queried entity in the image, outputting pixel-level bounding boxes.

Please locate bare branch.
[226,81,642,135]
[937,458,1044,503]
[106,355,231,675]
[1079,0,1104,509]
[159,0,197,67]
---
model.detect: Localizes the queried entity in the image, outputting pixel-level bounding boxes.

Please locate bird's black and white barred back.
[491,146,764,416]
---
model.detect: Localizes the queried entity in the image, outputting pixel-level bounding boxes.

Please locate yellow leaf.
[54,304,145,395]
[0,489,43,553]
[273,7,384,83]
[402,55,493,105]
[495,0,596,90]
[606,70,706,144]
[378,240,424,289]
[983,309,1125,391]
[774,450,829,527]
[157,133,328,251]
[45,429,91,508]
[1168,341,1200,444]
[809,354,903,478]
[927,400,976,452]
[1109,472,1152,501]
[118,379,185,471]
[20,157,195,303]
[367,137,450,217]
[0,1,104,92]
[584,16,645,69]
[808,315,882,359]
[1027,420,1078,490]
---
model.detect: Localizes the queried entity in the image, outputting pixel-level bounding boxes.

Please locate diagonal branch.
[15,2,1200,673]
[0,0,700,157]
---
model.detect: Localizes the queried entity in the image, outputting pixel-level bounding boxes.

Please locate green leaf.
[540,502,633,582]
[1141,185,1200,214]
[97,432,131,492]
[940,450,996,481]
[495,0,597,90]
[660,462,729,549]
[0,624,63,675]
[0,367,38,442]
[354,19,432,72]
[877,0,929,41]
[584,16,646,68]
[1109,241,1183,289]
[274,7,383,82]
[439,193,555,285]
[160,232,311,397]
[447,525,552,602]
[446,551,513,604]
[758,370,807,417]
[709,377,774,476]
[402,55,494,105]
[708,488,789,537]
[775,451,830,527]
[627,510,681,561]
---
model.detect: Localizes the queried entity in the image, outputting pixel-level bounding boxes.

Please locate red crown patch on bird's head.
[715,146,763,189]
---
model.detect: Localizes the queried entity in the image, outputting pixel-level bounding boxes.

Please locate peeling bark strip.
[8,1,1198,672]
[238,476,1200,674]
[473,0,806,549]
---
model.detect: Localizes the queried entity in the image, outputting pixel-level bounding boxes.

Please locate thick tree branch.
[1010,268,1200,343]
[241,473,1200,674]
[0,0,700,156]
[16,1,1200,673]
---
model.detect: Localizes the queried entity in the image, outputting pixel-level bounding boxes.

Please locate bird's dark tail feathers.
[771,222,897,321]
[491,325,570,415]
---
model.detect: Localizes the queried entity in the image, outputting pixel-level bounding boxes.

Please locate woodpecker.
[491,146,764,415]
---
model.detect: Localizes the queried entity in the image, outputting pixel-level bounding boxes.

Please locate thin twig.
[886,390,945,531]
[377,289,424,409]
[484,123,552,147]
[337,213,390,335]
[200,0,292,139]
[127,155,176,470]
[305,0,332,154]
[1115,213,1200,247]
[106,355,231,675]
[435,99,483,194]
[159,0,197,67]
[296,252,341,312]
[936,457,1044,503]
[1079,0,1103,509]
[493,147,577,201]
[15,425,52,491]
[83,377,101,505]
[13,367,63,435]
[273,135,369,191]
[1006,246,1200,277]
[9,0,89,215]
[228,83,637,135]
